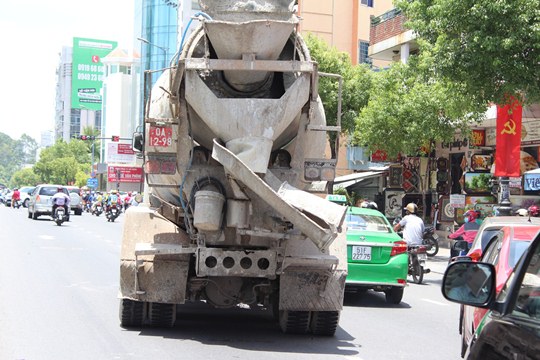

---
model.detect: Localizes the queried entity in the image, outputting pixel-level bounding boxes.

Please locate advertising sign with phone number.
[149,125,172,147]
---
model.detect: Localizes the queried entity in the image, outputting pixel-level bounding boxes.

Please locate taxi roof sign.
[326,194,347,203]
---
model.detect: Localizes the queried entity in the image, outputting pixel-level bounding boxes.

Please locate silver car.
[27,184,70,220]
[65,186,83,215]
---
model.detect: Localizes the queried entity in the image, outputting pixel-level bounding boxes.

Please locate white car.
[5,186,35,207]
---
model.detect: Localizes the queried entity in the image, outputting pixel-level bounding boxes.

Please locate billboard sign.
[107,143,136,164]
[71,37,117,110]
[107,166,143,183]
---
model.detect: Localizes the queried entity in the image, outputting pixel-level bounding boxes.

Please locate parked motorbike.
[408,244,430,284]
[106,204,120,222]
[53,206,68,226]
[92,204,103,217]
[423,226,439,257]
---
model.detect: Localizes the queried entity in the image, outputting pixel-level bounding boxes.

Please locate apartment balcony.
[368,9,418,62]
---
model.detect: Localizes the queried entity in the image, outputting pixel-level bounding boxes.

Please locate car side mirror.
[442,262,496,307]
[132,132,144,152]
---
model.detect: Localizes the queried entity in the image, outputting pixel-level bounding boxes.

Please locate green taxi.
[345,206,408,304]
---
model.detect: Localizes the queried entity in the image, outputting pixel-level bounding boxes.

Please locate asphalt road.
[0,205,462,360]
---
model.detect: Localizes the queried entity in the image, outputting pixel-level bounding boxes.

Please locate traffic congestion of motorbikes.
[0,186,143,226]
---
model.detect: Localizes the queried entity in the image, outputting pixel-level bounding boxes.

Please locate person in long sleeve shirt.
[449,210,481,257]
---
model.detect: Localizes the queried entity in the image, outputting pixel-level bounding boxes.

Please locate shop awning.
[333,171,385,189]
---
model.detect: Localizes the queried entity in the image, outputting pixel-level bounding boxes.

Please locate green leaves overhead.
[353,59,486,157]
[396,0,540,105]
[304,33,373,156]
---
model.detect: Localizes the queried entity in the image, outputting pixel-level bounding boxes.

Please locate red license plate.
[149,126,172,147]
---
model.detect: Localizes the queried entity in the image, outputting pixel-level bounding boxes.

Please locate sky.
[0,0,135,142]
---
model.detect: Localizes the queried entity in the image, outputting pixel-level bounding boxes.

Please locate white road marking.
[38,235,55,240]
[422,298,449,306]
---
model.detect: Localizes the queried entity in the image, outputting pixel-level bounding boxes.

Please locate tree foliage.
[395,0,540,105]
[353,59,486,157]
[10,168,40,188]
[33,140,91,185]
[0,132,39,186]
[305,34,373,156]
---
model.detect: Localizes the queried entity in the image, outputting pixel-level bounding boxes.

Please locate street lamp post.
[137,37,168,69]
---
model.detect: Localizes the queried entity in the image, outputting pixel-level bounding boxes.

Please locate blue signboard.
[87,178,98,189]
[524,169,540,191]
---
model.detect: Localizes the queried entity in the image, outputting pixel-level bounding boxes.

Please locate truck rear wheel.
[310,311,340,336]
[119,299,145,328]
[148,302,176,328]
[278,310,310,334]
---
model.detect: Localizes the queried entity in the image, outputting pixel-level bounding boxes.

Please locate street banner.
[495,98,522,177]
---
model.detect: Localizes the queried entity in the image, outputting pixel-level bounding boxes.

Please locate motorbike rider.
[528,205,539,217]
[106,189,120,211]
[11,188,21,207]
[124,192,132,210]
[51,187,71,220]
[393,203,424,246]
[91,191,103,213]
[448,209,481,258]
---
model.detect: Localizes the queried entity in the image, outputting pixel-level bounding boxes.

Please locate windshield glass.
[346,213,392,233]
[509,240,533,269]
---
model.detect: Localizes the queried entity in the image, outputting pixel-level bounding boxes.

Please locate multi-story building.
[297,0,393,67]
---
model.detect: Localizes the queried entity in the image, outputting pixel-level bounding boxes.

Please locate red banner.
[495,98,522,177]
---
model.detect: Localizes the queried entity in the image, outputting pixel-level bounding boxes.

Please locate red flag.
[495,98,522,177]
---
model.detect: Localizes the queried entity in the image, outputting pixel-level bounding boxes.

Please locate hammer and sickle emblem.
[501,119,517,135]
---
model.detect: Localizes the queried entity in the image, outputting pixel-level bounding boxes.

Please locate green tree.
[305,34,373,158]
[395,0,540,105]
[34,140,91,184]
[0,132,36,185]
[353,60,486,157]
[9,168,40,188]
[17,134,39,164]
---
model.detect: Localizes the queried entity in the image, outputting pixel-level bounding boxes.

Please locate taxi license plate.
[352,246,371,261]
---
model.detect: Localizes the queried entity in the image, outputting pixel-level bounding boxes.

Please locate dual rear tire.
[278,310,340,336]
[119,299,176,328]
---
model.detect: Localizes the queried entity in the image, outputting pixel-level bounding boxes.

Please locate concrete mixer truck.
[119,0,347,336]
